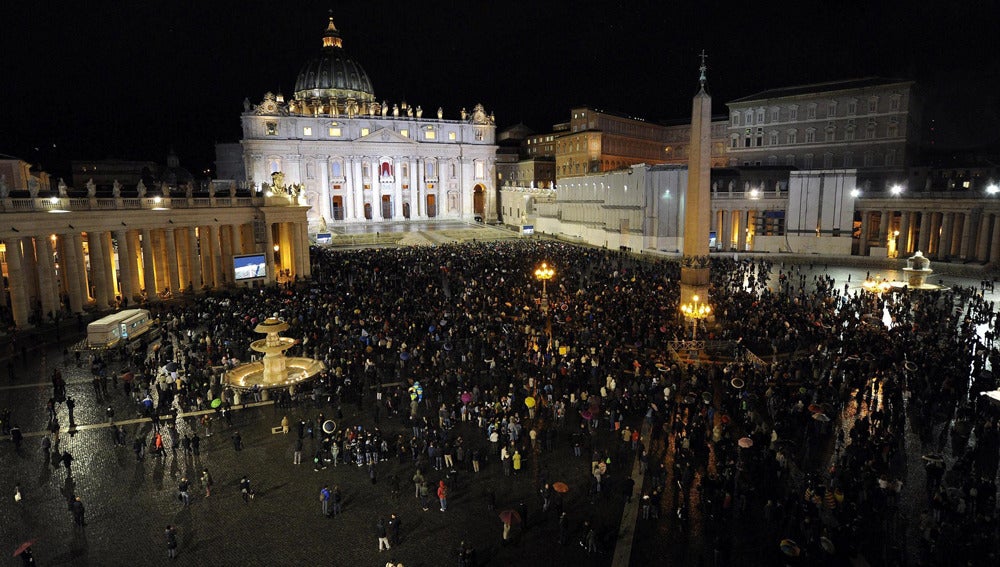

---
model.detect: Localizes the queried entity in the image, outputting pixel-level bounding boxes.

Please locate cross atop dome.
[322,11,343,49]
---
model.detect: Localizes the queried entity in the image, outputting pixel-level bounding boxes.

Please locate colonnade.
[857,208,1000,263]
[713,208,758,252]
[2,219,310,329]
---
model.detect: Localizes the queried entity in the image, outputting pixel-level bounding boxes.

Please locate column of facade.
[938,213,954,259]
[164,227,181,293]
[220,226,234,284]
[231,223,244,256]
[187,227,202,291]
[34,237,59,317]
[353,157,365,220]
[735,210,746,251]
[72,234,90,303]
[408,157,418,219]
[719,210,730,251]
[917,212,932,254]
[929,213,943,256]
[897,212,911,256]
[857,210,870,255]
[976,213,992,262]
[908,212,919,254]
[3,239,29,328]
[88,231,110,308]
[951,213,966,258]
[198,227,213,288]
[415,157,424,219]
[958,211,975,260]
[301,221,312,278]
[61,233,84,313]
[127,231,142,299]
[100,232,117,303]
[176,228,190,291]
[319,157,331,222]
[210,225,223,288]
[115,229,135,303]
[291,222,305,278]
[140,228,158,301]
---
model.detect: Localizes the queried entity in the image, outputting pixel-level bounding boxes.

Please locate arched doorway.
[473,184,485,217]
[402,202,410,219]
[426,194,436,218]
[381,195,392,219]
[364,202,372,220]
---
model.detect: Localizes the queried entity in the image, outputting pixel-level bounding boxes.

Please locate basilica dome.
[293,16,375,103]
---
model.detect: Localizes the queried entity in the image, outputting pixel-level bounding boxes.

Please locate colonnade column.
[72,234,90,304]
[164,227,181,293]
[858,210,870,256]
[219,226,232,285]
[141,228,158,302]
[917,212,932,254]
[959,211,975,260]
[877,210,890,249]
[127,231,142,299]
[735,210,746,251]
[991,215,1000,264]
[4,239,29,327]
[176,229,190,292]
[101,232,117,304]
[210,225,223,288]
[34,236,59,317]
[115,229,134,303]
[88,231,110,309]
[951,213,965,258]
[897,212,911,256]
[720,210,731,251]
[231,223,244,256]
[61,233,84,313]
[938,213,954,260]
[188,226,203,291]
[299,221,312,279]
[976,213,992,262]
[319,159,331,222]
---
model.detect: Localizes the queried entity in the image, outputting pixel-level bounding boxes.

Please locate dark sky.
[5,1,999,179]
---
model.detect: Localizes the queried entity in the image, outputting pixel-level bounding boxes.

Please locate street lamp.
[680,294,711,340]
[987,183,999,195]
[534,262,555,312]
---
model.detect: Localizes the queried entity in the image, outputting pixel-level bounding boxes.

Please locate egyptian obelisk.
[680,51,712,308]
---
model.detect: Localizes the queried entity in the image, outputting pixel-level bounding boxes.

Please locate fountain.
[223,317,325,399]
[901,251,937,289]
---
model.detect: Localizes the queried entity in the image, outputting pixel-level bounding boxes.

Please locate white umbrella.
[980,390,1000,404]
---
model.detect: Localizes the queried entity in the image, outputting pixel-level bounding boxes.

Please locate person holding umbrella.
[499,509,521,543]
[13,540,37,566]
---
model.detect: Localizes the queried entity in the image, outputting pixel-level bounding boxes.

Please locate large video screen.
[233,254,267,280]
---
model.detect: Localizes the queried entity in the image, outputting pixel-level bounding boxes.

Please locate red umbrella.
[580,410,593,421]
[738,437,754,449]
[13,539,37,557]
[498,509,522,525]
[552,482,570,493]
[461,392,472,404]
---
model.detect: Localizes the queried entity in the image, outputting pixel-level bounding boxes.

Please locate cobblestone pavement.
[1,338,628,567]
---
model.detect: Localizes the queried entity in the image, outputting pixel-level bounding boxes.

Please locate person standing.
[232,430,243,451]
[71,496,85,526]
[388,512,401,545]
[376,517,391,551]
[320,485,331,516]
[418,480,430,511]
[165,525,178,559]
[331,485,342,516]
[281,415,289,434]
[201,468,213,497]
[240,475,252,503]
[178,477,190,506]
[191,432,200,456]
[437,480,448,512]
[293,437,303,465]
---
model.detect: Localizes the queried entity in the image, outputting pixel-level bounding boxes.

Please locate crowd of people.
[5,238,1000,566]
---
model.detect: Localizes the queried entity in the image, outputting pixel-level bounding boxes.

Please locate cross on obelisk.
[698,50,708,88]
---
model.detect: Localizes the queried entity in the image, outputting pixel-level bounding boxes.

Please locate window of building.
[449,131,456,140]
[450,163,456,178]
[787,130,797,144]
[803,154,814,169]
[785,155,795,166]
[730,134,739,149]
[268,158,281,173]
[767,155,778,165]
[789,106,798,121]
[806,104,817,120]
[827,101,837,118]
[330,160,343,178]
[889,95,901,111]
[731,112,740,127]
[769,131,779,145]
[823,153,834,168]
[868,97,878,113]
[361,127,370,137]
[401,163,409,178]
[771,107,780,122]
[805,129,816,143]
[745,110,753,125]
[887,121,898,138]
[265,122,277,136]
[863,152,873,166]
[329,127,341,137]
[843,152,853,167]
[825,125,835,142]
[363,162,370,179]
[476,128,484,141]
[847,100,857,115]
[866,121,877,139]
[845,126,855,141]
[400,129,409,138]
[424,130,436,140]
[756,128,764,147]
[756,108,765,123]
[886,149,896,166]
[306,161,315,179]
[426,160,436,178]
[303,127,313,136]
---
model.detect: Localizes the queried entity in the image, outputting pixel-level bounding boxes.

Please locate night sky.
[5,1,999,180]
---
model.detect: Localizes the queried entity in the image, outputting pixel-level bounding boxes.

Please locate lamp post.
[680,294,711,340]
[534,262,555,313]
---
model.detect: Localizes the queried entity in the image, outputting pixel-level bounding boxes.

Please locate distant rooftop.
[729,77,913,104]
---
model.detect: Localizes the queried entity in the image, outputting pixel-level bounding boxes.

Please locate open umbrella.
[580,410,593,421]
[808,404,824,414]
[730,378,745,389]
[399,352,410,361]
[165,362,178,372]
[779,539,801,557]
[921,453,944,463]
[13,539,37,557]
[701,392,712,405]
[524,396,536,409]
[683,394,697,405]
[819,536,836,554]
[812,413,831,422]
[552,482,570,493]
[904,360,917,372]
[322,420,336,434]
[980,390,1000,404]
[738,437,754,449]
[498,509,522,525]
[210,398,222,409]
[461,392,473,404]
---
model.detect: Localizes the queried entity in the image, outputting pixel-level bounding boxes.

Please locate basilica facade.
[217,16,499,228]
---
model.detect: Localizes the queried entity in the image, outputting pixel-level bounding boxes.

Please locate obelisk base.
[680,267,710,307]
